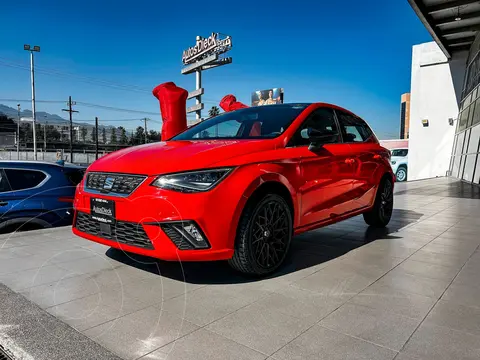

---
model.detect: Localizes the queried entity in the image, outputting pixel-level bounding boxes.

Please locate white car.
[390,148,408,182]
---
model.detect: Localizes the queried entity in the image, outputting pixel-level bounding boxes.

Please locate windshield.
[172,104,309,140]
[391,149,408,157]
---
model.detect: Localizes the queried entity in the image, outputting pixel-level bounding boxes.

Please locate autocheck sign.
[182,33,232,65]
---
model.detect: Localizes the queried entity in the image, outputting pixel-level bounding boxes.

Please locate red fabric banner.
[152,82,188,141]
[219,95,249,112]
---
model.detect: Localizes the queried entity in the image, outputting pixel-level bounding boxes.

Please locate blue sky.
[0,0,431,138]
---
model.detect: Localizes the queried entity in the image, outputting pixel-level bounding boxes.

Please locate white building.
[408,0,480,186]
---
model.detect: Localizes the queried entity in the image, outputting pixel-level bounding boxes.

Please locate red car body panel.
[72,103,393,262]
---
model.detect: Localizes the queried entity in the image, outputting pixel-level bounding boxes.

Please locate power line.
[0,58,152,93]
[75,101,160,116]
[0,98,64,103]
[0,98,162,117]
[0,57,225,105]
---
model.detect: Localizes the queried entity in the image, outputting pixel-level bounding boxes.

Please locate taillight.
[58,196,74,203]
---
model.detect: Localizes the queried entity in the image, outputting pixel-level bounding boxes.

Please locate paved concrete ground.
[1,177,480,360]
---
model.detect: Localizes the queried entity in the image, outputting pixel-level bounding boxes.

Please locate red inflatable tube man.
[152,82,188,141]
[219,95,249,112]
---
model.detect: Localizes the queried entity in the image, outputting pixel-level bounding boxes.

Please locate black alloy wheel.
[379,178,393,222]
[229,194,292,276]
[363,177,394,227]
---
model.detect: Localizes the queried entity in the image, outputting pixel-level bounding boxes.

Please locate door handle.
[345,158,355,165]
[0,201,8,206]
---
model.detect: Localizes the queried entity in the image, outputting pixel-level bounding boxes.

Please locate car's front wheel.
[363,177,394,227]
[228,194,292,276]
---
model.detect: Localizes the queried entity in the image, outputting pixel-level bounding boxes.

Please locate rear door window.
[4,169,47,191]
[336,111,375,143]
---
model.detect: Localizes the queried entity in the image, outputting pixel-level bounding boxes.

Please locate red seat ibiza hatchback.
[73,103,394,275]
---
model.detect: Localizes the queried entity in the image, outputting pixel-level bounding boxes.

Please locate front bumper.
[72,173,245,261]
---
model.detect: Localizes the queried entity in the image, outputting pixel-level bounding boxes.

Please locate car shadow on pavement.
[106,209,423,285]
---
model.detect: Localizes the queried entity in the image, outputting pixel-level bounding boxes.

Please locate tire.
[228,193,293,276]
[363,177,394,228]
[395,166,407,182]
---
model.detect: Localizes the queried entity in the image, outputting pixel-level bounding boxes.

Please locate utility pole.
[62,96,78,163]
[17,104,20,159]
[95,117,99,160]
[144,118,148,144]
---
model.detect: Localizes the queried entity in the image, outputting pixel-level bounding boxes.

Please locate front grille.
[75,212,154,249]
[86,172,146,195]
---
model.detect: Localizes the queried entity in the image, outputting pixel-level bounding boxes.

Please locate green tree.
[118,126,128,144]
[208,106,220,117]
[20,123,32,142]
[46,125,61,142]
[91,127,97,143]
[102,127,107,143]
[131,126,145,145]
[147,130,159,142]
[110,127,117,144]
[80,127,88,142]
[0,115,16,132]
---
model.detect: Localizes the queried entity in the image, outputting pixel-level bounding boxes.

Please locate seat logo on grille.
[103,177,115,190]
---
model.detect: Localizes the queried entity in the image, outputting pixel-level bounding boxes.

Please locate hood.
[87,140,274,175]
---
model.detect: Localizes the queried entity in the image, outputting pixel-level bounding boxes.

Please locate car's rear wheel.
[363,177,393,227]
[396,166,407,182]
[228,194,292,276]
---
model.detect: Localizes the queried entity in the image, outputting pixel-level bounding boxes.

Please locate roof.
[408,0,480,58]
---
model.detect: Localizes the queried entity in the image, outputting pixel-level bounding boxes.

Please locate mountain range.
[0,104,123,130]
[0,104,69,124]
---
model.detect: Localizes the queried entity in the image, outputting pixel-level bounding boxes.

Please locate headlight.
[151,168,233,193]
[391,161,396,165]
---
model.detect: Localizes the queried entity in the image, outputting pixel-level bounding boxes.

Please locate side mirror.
[301,128,338,151]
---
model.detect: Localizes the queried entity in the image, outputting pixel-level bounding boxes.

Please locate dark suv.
[0,161,85,233]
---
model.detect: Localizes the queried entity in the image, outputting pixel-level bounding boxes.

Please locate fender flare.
[227,170,299,248]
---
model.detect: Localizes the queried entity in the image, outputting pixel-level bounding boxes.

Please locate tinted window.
[0,169,12,193]
[172,104,308,140]
[4,169,47,191]
[336,111,374,143]
[289,108,340,146]
[391,149,408,157]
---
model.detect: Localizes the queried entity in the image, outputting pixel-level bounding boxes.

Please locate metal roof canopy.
[408,0,480,58]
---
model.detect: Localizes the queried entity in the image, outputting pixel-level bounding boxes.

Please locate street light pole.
[24,44,40,160]
[17,104,21,159]
[44,121,47,151]
[30,51,37,160]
